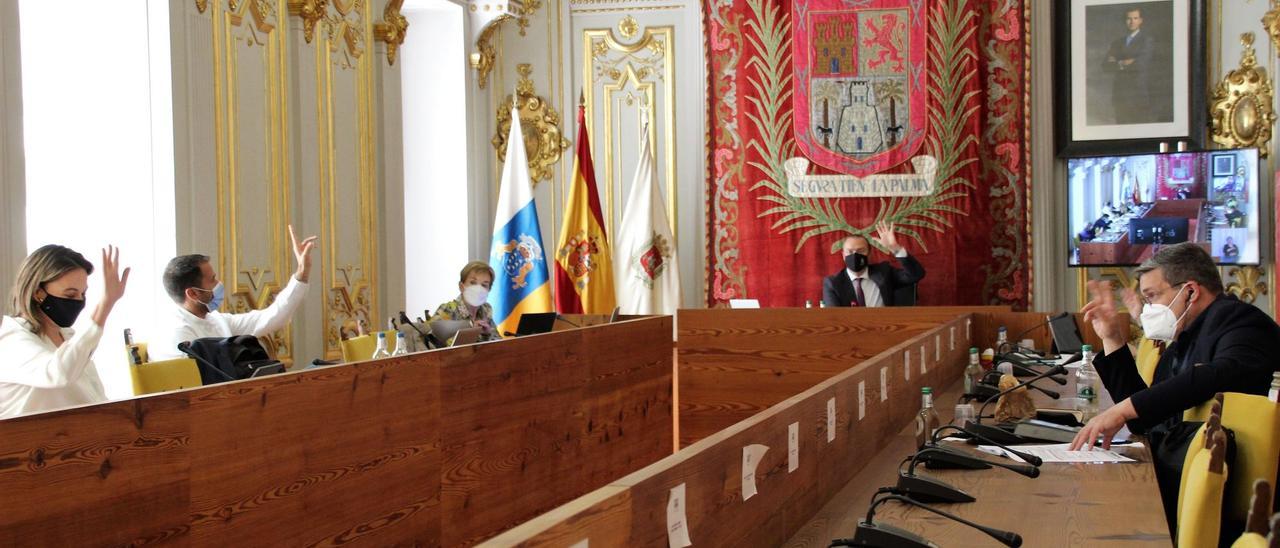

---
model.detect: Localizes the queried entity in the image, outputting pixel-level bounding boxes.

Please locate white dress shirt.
[0,315,107,419]
[845,249,908,308]
[149,276,309,360]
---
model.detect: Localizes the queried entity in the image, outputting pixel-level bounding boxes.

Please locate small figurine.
[994,373,1036,422]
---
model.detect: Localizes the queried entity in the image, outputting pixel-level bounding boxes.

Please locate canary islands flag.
[488,107,553,335]
[554,104,616,314]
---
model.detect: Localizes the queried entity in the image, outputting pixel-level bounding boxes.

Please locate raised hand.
[1081,279,1126,355]
[871,221,903,254]
[289,224,319,283]
[91,245,131,327]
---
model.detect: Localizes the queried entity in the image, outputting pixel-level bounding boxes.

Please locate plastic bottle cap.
[377,332,385,338]
[968,347,978,353]
[1081,344,1093,352]
[921,387,932,394]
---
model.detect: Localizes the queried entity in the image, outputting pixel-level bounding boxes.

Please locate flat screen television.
[1067,148,1260,266]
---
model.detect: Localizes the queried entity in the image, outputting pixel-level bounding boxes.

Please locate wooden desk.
[785,378,1170,547]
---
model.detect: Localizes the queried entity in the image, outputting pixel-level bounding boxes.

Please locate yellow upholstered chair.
[340,331,397,362]
[1180,398,1224,522]
[1178,427,1230,548]
[1135,337,1161,386]
[1219,394,1280,523]
[126,340,202,395]
[1230,480,1274,548]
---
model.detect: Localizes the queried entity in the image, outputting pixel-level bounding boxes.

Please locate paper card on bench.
[935,336,941,362]
[966,319,971,339]
[668,483,692,548]
[880,367,888,402]
[741,444,769,500]
[788,422,799,472]
[950,327,956,351]
[919,344,927,374]
[903,351,911,381]
[857,381,866,421]
[977,444,1135,463]
[570,540,589,548]
[826,398,836,443]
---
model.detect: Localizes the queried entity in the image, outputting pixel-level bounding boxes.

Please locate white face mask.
[1139,284,1191,342]
[462,284,489,307]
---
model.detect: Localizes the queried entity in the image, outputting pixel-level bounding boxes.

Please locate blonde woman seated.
[430,261,499,342]
[0,245,130,419]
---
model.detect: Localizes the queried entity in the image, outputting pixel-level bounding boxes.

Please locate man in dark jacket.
[1072,242,1280,529]
[821,221,925,307]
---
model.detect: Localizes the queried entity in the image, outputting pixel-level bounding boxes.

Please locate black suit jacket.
[821,254,925,307]
[1094,294,1280,431]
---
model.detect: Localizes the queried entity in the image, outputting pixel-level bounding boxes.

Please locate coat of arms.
[496,234,545,289]
[793,0,927,176]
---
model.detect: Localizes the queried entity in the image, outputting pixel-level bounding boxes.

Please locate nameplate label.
[742,444,768,501]
[668,483,692,548]
[858,381,866,421]
[788,422,800,473]
[826,397,837,443]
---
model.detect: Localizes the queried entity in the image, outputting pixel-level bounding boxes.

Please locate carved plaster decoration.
[1264,2,1280,55]
[328,265,374,351]
[467,0,526,88]
[1210,33,1276,157]
[470,17,509,90]
[492,64,570,184]
[374,0,409,65]
[618,15,639,39]
[516,0,542,36]
[196,0,210,13]
[287,0,329,43]
[1226,266,1268,304]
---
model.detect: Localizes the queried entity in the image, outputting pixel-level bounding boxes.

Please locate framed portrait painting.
[1054,0,1207,157]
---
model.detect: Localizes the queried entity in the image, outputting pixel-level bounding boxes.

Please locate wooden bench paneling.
[677,307,1002,446]
[0,317,673,547]
[485,314,973,547]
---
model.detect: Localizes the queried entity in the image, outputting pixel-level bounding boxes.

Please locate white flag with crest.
[614,122,681,314]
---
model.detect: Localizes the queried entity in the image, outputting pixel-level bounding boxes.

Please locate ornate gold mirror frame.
[1210,33,1276,157]
[492,63,570,185]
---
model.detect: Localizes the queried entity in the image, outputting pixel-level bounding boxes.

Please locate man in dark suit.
[821,221,925,307]
[1103,7,1155,124]
[1071,242,1280,528]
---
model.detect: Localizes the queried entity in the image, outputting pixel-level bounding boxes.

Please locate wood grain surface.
[0,317,674,547]
[677,307,1003,447]
[484,314,974,547]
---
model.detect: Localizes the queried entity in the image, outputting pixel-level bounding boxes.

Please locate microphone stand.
[927,425,1044,467]
[967,364,1068,446]
[829,493,1022,547]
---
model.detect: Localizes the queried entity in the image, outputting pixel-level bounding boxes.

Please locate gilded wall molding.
[1210,33,1276,157]
[492,63,569,185]
[1226,265,1268,304]
[211,0,295,363]
[470,16,510,89]
[287,0,328,42]
[1263,1,1280,56]
[374,0,409,65]
[583,23,677,238]
[196,0,211,13]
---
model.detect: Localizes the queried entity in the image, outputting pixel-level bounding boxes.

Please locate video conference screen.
[1067,148,1261,267]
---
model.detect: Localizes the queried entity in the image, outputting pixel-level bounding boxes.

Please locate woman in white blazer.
[0,244,129,419]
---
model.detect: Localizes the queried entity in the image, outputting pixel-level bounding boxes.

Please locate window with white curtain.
[19,0,176,400]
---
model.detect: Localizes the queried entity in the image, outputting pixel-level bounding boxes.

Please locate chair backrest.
[1180,398,1224,520]
[892,282,918,306]
[129,358,203,395]
[1178,428,1229,548]
[124,342,151,367]
[1220,394,1280,522]
[340,331,396,362]
[1230,481,1276,548]
[1135,337,1161,386]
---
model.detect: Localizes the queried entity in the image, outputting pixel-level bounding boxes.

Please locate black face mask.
[844,253,869,272]
[38,294,86,328]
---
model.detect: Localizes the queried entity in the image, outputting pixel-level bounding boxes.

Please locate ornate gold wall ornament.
[492,64,570,184]
[196,0,210,13]
[287,0,328,42]
[1263,2,1280,54]
[374,0,409,65]
[618,15,639,39]
[470,15,511,89]
[1210,33,1276,157]
[1226,265,1268,304]
[516,0,542,36]
[491,63,568,184]
[327,265,374,351]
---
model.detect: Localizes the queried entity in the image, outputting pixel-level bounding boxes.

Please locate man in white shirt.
[149,225,317,360]
[821,221,925,307]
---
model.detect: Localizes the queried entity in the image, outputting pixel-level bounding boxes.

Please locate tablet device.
[248,362,286,378]
[1046,312,1085,355]
[431,320,472,344]
[449,327,484,346]
[515,312,557,336]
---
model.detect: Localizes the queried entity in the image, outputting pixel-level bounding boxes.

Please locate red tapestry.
[705,0,1031,308]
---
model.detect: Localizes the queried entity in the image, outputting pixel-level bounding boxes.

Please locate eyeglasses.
[1140,282,1186,306]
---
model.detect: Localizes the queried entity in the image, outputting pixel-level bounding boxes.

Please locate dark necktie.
[853,277,866,307]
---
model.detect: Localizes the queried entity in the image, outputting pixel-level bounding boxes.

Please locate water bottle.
[805,300,813,309]
[915,387,941,450]
[371,332,391,360]
[391,331,409,357]
[1268,372,1279,403]
[996,326,1008,352]
[963,347,982,395]
[1075,344,1100,421]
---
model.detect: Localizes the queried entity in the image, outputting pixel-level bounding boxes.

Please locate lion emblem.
[494,234,545,289]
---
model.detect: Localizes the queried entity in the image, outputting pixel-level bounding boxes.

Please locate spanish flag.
[554,103,616,314]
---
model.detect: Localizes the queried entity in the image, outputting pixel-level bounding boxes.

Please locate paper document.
[977,443,1136,463]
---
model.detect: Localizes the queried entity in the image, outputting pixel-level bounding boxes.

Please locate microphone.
[967,364,1068,446]
[998,357,1068,385]
[974,369,1061,401]
[829,493,1022,547]
[931,425,1043,466]
[554,314,582,328]
[893,448,975,503]
[913,447,1039,479]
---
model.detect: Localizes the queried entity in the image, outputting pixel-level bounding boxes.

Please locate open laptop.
[430,320,472,345]
[514,312,557,336]
[608,306,621,323]
[1046,312,1085,355]
[449,327,484,346]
